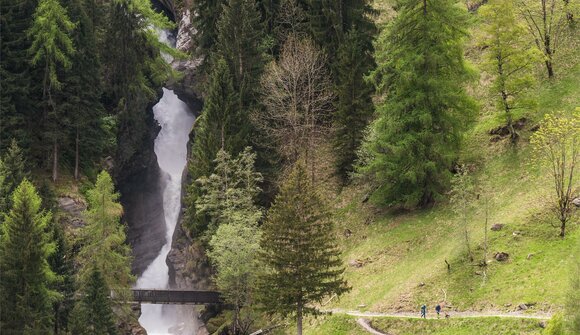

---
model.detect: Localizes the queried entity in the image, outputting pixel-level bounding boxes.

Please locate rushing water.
[135,87,195,334]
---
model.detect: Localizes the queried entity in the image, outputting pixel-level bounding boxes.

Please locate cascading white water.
[135,87,195,334]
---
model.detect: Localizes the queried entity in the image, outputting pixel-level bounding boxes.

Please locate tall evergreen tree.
[184,58,245,237]
[258,162,349,335]
[191,0,224,63]
[28,0,75,182]
[0,139,29,215]
[0,0,39,152]
[360,0,476,208]
[77,171,133,291]
[333,28,375,179]
[0,179,57,333]
[216,0,265,111]
[69,267,118,335]
[60,0,107,180]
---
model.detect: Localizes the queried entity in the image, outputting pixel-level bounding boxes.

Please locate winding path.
[328,309,552,335]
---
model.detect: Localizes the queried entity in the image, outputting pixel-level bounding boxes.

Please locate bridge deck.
[119,289,222,305]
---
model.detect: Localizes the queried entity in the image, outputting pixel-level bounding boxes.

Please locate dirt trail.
[331,308,552,320]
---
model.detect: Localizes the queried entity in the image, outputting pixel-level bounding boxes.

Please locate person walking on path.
[421,304,427,319]
[435,304,441,318]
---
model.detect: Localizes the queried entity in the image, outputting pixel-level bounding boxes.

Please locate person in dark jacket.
[421,304,427,318]
[435,304,442,318]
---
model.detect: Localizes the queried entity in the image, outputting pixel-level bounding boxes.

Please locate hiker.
[435,304,441,318]
[420,304,427,319]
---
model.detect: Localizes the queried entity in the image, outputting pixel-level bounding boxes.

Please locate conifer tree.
[0,0,39,152]
[0,139,29,215]
[216,0,265,111]
[60,0,107,180]
[28,0,75,182]
[192,0,224,62]
[184,58,244,236]
[479,0,541,142]
[333,28,375,179]
[259,162,349,335]
[0,179,57,333]
[69,267,118,335]
[360,0,476,208]
[77,171,133,292]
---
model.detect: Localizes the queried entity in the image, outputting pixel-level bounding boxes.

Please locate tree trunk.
[560,221,566,238]
[545,59,554,78]
[74,128,80,181]
[297,302,303,335]
[52,139,58,182]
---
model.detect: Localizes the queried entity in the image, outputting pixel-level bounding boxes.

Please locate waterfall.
[134,86,196,333]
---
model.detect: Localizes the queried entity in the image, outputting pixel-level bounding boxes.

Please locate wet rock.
[494,252,509,262]
[491,223,504,231]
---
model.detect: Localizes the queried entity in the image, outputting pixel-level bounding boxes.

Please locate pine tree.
[0,0,40,153]
[60,0,107,180]
[77,171,133,292]
[184,58,244,237]
[69,267,118,335]
[216,0,265,111]
[333,28,375,179]
[259,162,349,335]
[28,0,75,182]
[192,0,224,63]
[0,179,57,333]
[360,0,476,208]
[0,139,29,215]
[479,0,541,142]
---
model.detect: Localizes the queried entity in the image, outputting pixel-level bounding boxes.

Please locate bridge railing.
[112,289,222,305]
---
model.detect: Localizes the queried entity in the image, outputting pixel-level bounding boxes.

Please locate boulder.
[349,259,364,268]
[344,229,352,238]
[539,321,547,329]
[572,197,580,207]
[494,252,509,262]
[491,223,504,231]
[518,303,528,311]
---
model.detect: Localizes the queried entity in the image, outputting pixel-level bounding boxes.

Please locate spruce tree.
[77,171,133,292]
[60,0,107,180]
[216,0,265,111]
[259,162,349,335]
[333,28,375,179]
[69,267,118,335]
[0,139,29,215]
[192,0,224,62]
[0,0,39,152]
[184,58,243,237]
[0,179,57,333]
[360,0,476,208]
[28,0,75,182]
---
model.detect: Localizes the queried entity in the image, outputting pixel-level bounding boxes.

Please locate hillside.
[299,6,580,333]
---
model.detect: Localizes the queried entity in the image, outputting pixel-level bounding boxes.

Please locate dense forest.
[1,0,579,334]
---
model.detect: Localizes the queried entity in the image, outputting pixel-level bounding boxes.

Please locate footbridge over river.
[113,289,222,305]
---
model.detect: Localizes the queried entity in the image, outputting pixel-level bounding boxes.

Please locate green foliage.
[0,139,29,215]
[567,243,580,334]
[259,162,349,332]
[333,28,375,179]
[479,0,540,141]
[184,58,247,237]
[196,147,263,239]
[0,179,57,333]
[360,0,477,208]
[77,171,133,291]
[544,313,565,335]
[28,0,75,91]
[216,0,265,110]
[450,166,476,262]
[192,0,224,62]
[69,267,118,335]
[530,109,580,237]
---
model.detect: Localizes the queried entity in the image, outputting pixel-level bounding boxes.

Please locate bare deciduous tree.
[252,35,334,180]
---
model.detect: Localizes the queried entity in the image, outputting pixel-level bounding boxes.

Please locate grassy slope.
[302,2,580,333]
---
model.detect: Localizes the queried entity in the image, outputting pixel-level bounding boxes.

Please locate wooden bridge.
[113,289,222,305]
